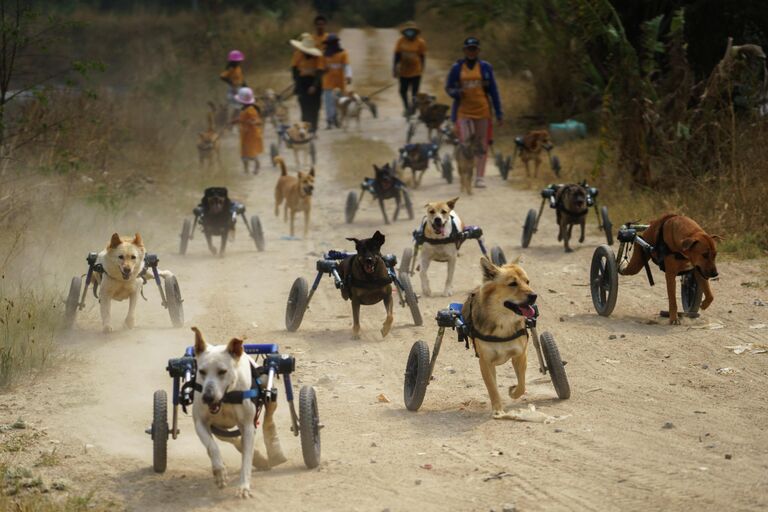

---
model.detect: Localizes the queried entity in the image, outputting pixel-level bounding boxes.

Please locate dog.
[197,111,222,171]
[260,89,290,131]
[191,327,286,499]
[91,233,173,333]
[198,187,237,256]
[338,231,394,339]
[554,183,589,252]
[399,142,439,188]
[335,89,377,129]
[413,93,450,140]
[619,214,720,324]
[419,198,464,297]
[463,257,538,418]
[273,156,314,237]
[371,162,407,224]
[280,122,313,168]
[454,133,484,195]
[517,130,553,177]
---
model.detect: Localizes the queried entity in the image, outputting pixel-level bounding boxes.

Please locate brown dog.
[414,92,450,140]
[283,122,313,169]
[620,214,720,324]
[519,130,553,177]
[554,184,589,252]
[273,156,314,237]
[198,111,222,171]
[454,133,483,195]
[463,257,538,418]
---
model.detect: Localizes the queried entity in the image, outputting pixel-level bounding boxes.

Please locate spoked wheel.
[309,142,316,165]
[681,272,703,314]
[152,390,169,473]
[64,276,81,330]
[250,215,266,252]
[398,273,422,326]
[285,277,309,332]
[590,245,619,316]
[540,332,570,399]
[402,189,414,220]
[179,219,191,255]
[406,122,416,143]
[270,143,279,165]
[165,276,184,327]
[403,340,431,411]
[521,209,537,248]
[400,247,413,276]
[490,246,507,266]
[345,191,358,224]
[600,206,614,246]
[440,155,453,184]
[299,386,321,469]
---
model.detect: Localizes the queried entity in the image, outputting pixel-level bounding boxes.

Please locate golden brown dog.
[519,130,553,177]
[414,92,450,140]
[273,156,314,237]
[463,257,538,418]
[619,214,720,324]
[454,133,483,195]
[198,111,222,171]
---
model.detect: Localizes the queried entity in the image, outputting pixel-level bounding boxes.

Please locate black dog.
[338,230,394,339]
[372,163,408,224]
[555,183,589,252]
[198,187,236,256]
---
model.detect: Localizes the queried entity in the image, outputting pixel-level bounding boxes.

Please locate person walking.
[393,21,426,117]
[313,14,329,52]
[220,49,246,110]
[321,33,351,129]
[232,87,263,175]
[445,37,503,189]
[290,33,325,133]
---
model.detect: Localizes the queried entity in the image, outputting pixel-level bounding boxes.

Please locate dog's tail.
[274,156,287,176]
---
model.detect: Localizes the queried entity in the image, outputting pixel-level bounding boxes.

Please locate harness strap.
[418,217,463,246]
[651,216,687,271]
[191,382,260,404]
[469,326,528,343]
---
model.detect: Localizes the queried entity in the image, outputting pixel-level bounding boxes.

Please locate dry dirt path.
[2,28,768,512]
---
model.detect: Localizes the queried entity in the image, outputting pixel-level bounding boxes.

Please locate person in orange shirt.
[220,50,246,109]
[321,33,351,129]
[232,87,263,175]
[290,33,325,133]
[313,14,329,52]
[393,21,426,116]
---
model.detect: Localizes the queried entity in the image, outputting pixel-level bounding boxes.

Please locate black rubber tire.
[601,206,614,246]
[540,332,571,399]
[309,142,316,165]
[402,189,414,220]
[250,215,265,251]
[180,219,191,255]
[345,191,357,224]
[404,340,431,411]
[152,390,169,473]
[399,273,423,326]
[299,386,321,469]
[490,246,507,266]
[590,244,619,317]
[495,153,504,175]
[64,276,81,330]
[285,277,309,332]
[400,247,413,276]
[521,209,537,248]
[270,143,278,165]
[681,272,703,314]
[406,122,416,143]
[165,276,184,327]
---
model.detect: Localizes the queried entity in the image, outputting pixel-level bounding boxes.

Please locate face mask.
[403,29,416,38]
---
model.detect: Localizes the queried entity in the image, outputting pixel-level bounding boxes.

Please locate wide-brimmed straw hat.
[290,33,322,57]
[235,87,255,105]
[400,21,420,34]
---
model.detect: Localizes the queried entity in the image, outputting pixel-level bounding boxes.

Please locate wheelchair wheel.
[521,209,537,248]
[681,272,703,314]
[402,189,414,220]
[441,154,453,184]
[299,386,321,469]
[309,142,316,165]
[600,206,614,246]
[404,340,431,411]
[285,277,309,332]
[345,191,358,224]
[400,247,413,276]
[399,273,423,326]
[490,246,507,266]
[64,276,81,330]
[495,153,504,176]
[250,215,265,252]
[590,244,619,316]
[152,390,168,473]
[406,122,416,143]
[179,219,191,255]
[270,143,279,165]
[165,276,184,327]
[540,332,570,399]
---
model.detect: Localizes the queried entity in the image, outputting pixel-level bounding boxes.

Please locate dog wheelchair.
[179,187,265,256]
[63,252,184,330]
[521,182,613,249]
[148,344,321,473]
[589,223,703,318]
[398,223,508,278]
[495,136,561,180]
[403,302,570,411]
[285,250,422,332]
[398,143,453,188]
[269,125,317,166]
[345,164,414,225]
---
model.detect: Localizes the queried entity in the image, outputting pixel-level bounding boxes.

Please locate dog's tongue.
[519,305,536,319]
[433,224,444,235]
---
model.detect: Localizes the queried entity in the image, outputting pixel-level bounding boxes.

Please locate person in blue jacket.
[445,37,503,188]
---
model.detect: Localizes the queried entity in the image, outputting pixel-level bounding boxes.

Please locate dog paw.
[352,333,361,341]
[102,325,113,334]
[381,324,392,338]
[492,410,508,420]
[579,235,585,243]
[701,298,713,310]
[565,247,574,253]
[268,450,288,467]
[670,318,681,325]
[235,485,253,499]
[124,318,135,329]
[213,467,228,488]
[422,289,432,297]
[442,288,453,297]
[252,451,271,470]
[509,385,525,399]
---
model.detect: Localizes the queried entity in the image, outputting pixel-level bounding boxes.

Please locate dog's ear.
[446,197,459,210]
[681,238,699,252]
[480,256,499,282]
[346,237,361,249]
[711,234,725,243]
[133,233,144,247]
[226,338,244,359]
[372,230,385,248]
[192,327,207,356]
[109,233,122,249]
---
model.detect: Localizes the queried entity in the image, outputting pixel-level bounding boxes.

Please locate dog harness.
[345,256,393,289]
[460,293,529,357]
[414,216,463,246]
[649,215,688,272]
[554,186,589,217]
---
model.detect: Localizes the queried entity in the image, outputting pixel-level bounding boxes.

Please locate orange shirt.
[394,36,426,78]
[313,32,328,51]
[220,65,244,88]
[239,105,263,158]
[322,51,349,91]
[292,51,324,77]
[457,62,490,120]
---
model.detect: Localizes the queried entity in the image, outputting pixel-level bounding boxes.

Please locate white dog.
[282,122,313,169]
[335,89,376,130]
[419,198,464,297]
[191,327,286,499]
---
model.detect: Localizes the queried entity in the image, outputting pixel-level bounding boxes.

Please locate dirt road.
[3,29,767,512]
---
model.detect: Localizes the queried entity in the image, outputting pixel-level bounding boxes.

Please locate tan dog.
[198,110,222,171]
[519,130,553,177]
[454,133,483,195]
[283,122,313,168]
[463,257,538,418]
[191,327,286,499]
[273,156,314,237]
[619,214,720,324]
[419,198,463,297]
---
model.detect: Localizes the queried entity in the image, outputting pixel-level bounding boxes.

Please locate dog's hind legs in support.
[619,243,649,276]
[381,291,394,338]
[262,400,287,466]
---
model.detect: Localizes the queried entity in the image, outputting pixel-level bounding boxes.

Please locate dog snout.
[526,293,538,305]
[710,269,718,278]
[433,217,443,226]
[202,391,215,405]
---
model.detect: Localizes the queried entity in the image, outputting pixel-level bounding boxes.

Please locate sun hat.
[463,37,480,49]
[235,87,255,105]
[400,21,420,34]
[228,50,245,62]
[290,33,322,57]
